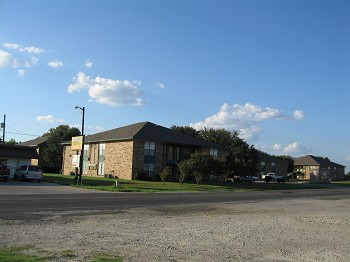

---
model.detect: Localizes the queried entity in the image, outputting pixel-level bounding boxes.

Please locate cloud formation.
[68,71,144,107]
[1,42,46,74]
[191,103,304,141]
[261,142,312,156]
[0,50,14,68]
[3,43,45,54]
[36,114,64,123]
[48,60,63,68]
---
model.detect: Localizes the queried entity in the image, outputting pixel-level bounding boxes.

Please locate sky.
[0,0,349,171]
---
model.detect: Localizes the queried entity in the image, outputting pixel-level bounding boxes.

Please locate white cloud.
[191,103,303,141]
[155,81,166,89]
[3,42,45,54]
[293,110,304,120]
[31,57,39,65]
[36,114,64,123]
[260,142,312,156]
[0,50,14,68]
[84,60,93,68]
[68,71,144,107]
[17,69,25,76]
[48,60,63,68]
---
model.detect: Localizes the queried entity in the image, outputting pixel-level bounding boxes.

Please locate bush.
[159,166,171,185]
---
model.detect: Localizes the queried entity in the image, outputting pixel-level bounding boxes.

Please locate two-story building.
[294,155,345,182]
[62,121,224,180]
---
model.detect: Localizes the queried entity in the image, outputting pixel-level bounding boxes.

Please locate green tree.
[5,138,18,145]
[170,125,199,137]
[199,127,259,177]
[42,125,81,164]
[177,152,223,184]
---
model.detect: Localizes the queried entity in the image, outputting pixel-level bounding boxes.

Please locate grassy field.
[43,173,350,193]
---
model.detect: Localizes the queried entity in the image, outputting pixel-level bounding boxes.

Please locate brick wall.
[62,145,74,175]
[104,141,134,179]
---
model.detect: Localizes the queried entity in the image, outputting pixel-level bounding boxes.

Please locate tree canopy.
[42,125,81,164]
[172,125,259,177]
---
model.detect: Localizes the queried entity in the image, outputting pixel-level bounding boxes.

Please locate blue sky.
[0,0,349,170]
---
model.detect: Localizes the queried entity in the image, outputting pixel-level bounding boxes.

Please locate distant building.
[62,122,224,180]
[294,155,345,182]
[257,151,289,178]
[0,144,39,176]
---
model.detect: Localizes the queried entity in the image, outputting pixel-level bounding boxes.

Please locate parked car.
[262,172,286,183]
[0,163,10,182]
[14,165,43,182]
[239,176,259,183]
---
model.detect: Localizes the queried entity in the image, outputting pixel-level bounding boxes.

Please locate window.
[144,163,155,174]
[144,141,156,177]
[210,148,218,158]
[167,145,174,160]
[144,141,155,156]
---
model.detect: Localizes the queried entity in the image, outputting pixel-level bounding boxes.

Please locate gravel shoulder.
[1,193,350,262]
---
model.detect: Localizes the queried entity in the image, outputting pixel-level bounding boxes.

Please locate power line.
[5,125,40,137]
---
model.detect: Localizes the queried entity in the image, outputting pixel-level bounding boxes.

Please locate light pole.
[75,106,85,185]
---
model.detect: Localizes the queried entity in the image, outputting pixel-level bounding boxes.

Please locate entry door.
[98,143,105,176]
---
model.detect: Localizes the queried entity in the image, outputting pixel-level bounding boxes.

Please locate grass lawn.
[0,246,122,262]
[43,173,349,193]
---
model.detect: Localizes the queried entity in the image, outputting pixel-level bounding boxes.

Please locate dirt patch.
[1,197,350,261]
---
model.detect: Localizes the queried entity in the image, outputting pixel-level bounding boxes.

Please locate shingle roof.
[20,136,48,147]
[63,121,221,148]
[0,144,39,159]
[294,155,345,167]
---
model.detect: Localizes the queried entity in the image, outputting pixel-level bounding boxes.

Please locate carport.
[0,144,39,177]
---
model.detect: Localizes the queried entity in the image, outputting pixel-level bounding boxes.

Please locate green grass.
[43,173,349,193]
[0,246,46,262]
[0,247,123,262]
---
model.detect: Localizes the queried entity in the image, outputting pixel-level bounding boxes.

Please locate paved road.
[1,181,350,220]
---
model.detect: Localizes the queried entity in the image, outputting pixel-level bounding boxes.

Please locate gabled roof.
[0,144,39,159]
[294,155,345,168]
[20,136,48,147]
[63,121,221,148]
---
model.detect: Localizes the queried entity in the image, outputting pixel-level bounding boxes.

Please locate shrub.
[159,166,171,185]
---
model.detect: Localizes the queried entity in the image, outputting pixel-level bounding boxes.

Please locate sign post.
[72,136,83,185]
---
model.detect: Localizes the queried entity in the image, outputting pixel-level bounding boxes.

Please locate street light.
[75,106,85,185]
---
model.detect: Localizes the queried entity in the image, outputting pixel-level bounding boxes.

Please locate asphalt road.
[1,181,350,220]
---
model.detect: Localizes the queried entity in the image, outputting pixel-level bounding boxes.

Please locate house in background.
[257,151,289,178]
[0,144,39,177]
[294,155,345,182]
[62,121,224,180]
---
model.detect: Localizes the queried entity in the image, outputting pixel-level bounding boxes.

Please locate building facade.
[62,122,224,180]
[257,152,289,178]
[294,155,345,182]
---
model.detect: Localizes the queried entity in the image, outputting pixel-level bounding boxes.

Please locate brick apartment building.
[62,122,224,180]
[294,155,345,182]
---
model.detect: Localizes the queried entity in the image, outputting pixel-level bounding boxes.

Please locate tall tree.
[42,125,81,164]
[171,125,199,138]
[199,127,259,177]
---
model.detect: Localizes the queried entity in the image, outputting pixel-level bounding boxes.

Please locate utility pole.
[1,114,5,144]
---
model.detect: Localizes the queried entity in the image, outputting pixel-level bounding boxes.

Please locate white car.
[14,165,43,182]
